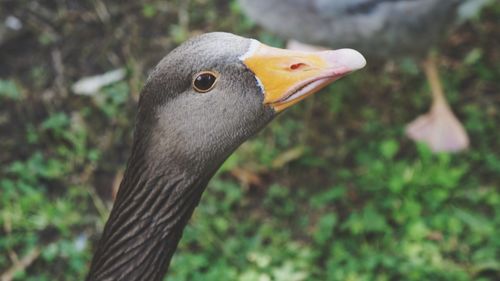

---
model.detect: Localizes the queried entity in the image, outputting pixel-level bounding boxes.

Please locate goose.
[86,32,366,280]
[238,0,484,152]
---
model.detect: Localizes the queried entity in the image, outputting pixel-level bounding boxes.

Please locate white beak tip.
[331,48,367,71]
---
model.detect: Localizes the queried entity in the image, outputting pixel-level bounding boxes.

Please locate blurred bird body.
[240,0,465,60]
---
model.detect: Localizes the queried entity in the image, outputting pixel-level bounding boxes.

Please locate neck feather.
[86,139,213,281]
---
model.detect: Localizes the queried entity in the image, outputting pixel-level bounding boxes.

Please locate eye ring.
[192,71,219,93]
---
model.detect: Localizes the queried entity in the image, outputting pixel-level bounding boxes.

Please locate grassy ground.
[1,1,499,280]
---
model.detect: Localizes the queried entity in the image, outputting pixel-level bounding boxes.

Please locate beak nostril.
[290,63,308,70]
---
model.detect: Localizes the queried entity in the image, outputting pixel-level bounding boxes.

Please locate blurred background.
[0,0,499,280]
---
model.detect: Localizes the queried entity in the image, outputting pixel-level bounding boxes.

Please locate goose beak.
[242,41,366,111]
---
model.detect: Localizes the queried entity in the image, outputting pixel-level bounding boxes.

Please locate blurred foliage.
[1,0,500,280]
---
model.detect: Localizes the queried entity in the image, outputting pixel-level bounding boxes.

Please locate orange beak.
[241,41,366,112]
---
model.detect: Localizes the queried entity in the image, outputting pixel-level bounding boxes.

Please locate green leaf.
[0,79,21,100]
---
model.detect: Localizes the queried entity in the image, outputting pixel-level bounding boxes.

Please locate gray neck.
[86,135,217,281]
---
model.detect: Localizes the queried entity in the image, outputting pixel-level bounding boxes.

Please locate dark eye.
[193,71,218,93]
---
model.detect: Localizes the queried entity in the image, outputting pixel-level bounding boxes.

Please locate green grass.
[1,1,499,280]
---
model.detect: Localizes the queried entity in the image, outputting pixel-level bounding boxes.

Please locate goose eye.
[193,71,218,93]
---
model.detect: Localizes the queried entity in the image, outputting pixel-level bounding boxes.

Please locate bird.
[85,32,366,280]
[238,0,483,152]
